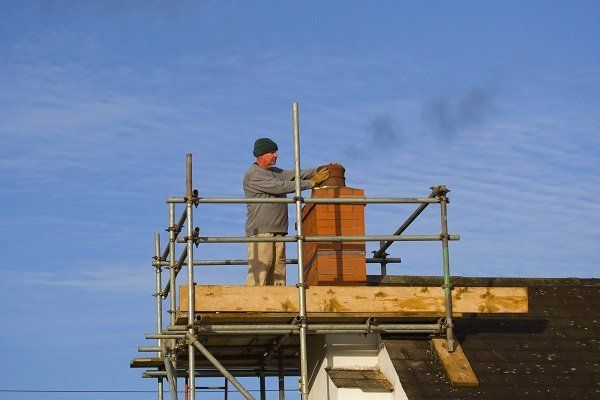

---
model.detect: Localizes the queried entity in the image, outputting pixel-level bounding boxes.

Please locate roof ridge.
[367,275,600,287]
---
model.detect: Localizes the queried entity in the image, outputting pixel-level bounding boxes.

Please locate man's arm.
[278,168,318,181]
[245,169,313,195]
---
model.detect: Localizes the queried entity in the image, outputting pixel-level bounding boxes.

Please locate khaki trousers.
[245,233,286,286]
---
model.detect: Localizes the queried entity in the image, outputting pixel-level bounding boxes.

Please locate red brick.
[340,219,355,229]
[315,211,336,220]
[301,186,367,286]
[316,219,334,229]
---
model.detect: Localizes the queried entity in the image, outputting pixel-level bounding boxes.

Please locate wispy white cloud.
[0,262,156,349]
[1,263,153,293]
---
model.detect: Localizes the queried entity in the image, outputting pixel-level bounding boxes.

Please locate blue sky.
[1,1,598,399]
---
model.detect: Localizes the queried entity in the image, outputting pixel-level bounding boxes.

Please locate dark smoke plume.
[422,86,494,137]
[343,113,401,157]
[367,113,401,146]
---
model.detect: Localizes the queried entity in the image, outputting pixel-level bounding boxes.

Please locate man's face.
[257,151,278,168]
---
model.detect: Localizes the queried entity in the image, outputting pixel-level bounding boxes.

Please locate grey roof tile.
[379,276,599,399]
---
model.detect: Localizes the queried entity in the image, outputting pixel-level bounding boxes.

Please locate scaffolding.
[132,102,460,400]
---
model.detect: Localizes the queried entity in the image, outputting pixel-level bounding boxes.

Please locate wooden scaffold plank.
[179,285,528,315]
[431,337,479,387]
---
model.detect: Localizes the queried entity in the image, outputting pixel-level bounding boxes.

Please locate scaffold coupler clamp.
[167,349,177,363]
[431,185,450,200]
[365,317,375,336]
[292,195,304,203]
[166,225,181,235]
[294,315,307,326]
[372,249,389,260]
[191,189,200,207]
[439,317,456,352]
[295,282,308,289]
[436,317,446,334]
[152,255,163,268]
[185,333,197,345]
[191,227,200,248]
[185,324,200,342]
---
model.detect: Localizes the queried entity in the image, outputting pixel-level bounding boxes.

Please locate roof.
[372,276,600,400]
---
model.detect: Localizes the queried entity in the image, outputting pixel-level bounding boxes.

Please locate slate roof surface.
[370,276,600,400]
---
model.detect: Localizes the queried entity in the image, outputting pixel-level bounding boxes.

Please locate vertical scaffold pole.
[292,102,309,399]
[278,349,285,400]
[185,154,196,400]
[439,189,455,352]
[169,203,177,326]
[154,233,164,400]
[168,202,178,393]
[259,370,266,400]
[379,240,387,276]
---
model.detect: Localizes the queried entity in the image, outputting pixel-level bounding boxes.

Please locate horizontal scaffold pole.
[166,323,441,331]
[146,326,440,339]
[153,257,401,267]
[143,368,300,378]
[138,346,161,352]
[177,234,459,244]
[145,323,441,339]
[166,197,440,204]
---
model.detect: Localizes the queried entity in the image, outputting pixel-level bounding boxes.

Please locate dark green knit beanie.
[253,138,278,157]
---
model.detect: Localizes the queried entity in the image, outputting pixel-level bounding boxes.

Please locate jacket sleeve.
[278,168,317,181]
[246,169,313,195]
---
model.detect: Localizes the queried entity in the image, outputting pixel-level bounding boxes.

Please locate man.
[243,138,330,286]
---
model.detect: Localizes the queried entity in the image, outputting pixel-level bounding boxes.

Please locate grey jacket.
[243,163,316,235]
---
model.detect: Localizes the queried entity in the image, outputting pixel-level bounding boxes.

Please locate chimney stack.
[301,164,367,286]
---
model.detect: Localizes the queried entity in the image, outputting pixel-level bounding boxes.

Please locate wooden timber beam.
[179,285,528,315]
[431,337,479,387]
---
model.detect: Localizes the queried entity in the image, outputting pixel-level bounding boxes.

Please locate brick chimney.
[301,164,366,286]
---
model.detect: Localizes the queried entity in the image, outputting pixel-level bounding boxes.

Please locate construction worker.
[243,138,330,286]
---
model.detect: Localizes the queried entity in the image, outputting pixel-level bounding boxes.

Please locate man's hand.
[310,168,330,187]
